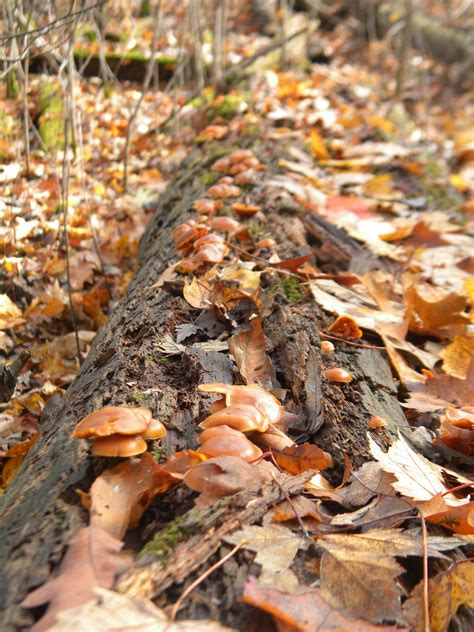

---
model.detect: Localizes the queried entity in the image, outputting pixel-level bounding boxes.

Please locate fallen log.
[0,134,410,630]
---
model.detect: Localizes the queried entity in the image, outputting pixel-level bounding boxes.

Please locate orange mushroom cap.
[72,406,151,439]
[323,368,353,383]
[91,434,147,457]
[198,425,244,444]
[198,383,283,425]
[199,404,269,433]
[141,418,167,440]
[199,433,262,462]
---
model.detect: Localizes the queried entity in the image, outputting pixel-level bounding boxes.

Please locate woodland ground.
[0,1,474,631]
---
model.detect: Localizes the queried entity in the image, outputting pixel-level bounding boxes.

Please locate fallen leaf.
[405,359,474,411]
[421,494,474,535]
[228,317,275,389]
[308,129,329,159]
[242,576,405,632]
[319,530,404,623]
[272,253,313,272]
[21,526,130,632]
[369,434,466,506]
[0,294,24,328]
[273,442,333,474]
[439,336,474,379]
[90,452,161,540]
[183,455,273,507]
[49,587,233,631]
[404,561,474,632]
[404,284,469,336]
[225,524,306,590]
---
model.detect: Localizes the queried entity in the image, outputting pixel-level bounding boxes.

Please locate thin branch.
[169,540,246,621]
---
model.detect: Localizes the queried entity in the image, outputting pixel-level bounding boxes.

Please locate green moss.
[211,93,246,119]
[151,445,165,461]
[270,276,303,303]
[131,389,145,404]
[140,518,185,560]
[6,68,19,99]
[38,82,64,153]
[200,171,220,186]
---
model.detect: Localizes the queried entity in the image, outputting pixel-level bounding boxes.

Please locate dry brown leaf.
[90,452,161,540]
[319,530,405,624]
[368,434,466,506]
[49,587,234,632]
[225,524,305,590]
[21,526,130,632]
[183,455,273,507]
[404,284,469,336]
[242,576,406,632]
[273,442,333,474]
[0,293,24,329]
[404,561,474,632]
[439,336,474,379]
[228,317,275,389]
[421,494,474,535]
[405,359,474,412]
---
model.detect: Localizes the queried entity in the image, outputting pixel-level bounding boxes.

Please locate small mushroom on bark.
[323,368,353,383]
[141,418,167,440]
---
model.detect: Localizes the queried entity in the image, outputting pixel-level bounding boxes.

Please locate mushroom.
[232,203,261,217]
[368,416,388,431]
[199,404,269,432]
[199,429,262,462]
[72,406,151,439]
[198,383,284,425]
[198,425,244,444]
[320,341,335,355]
[141,418,167,440]
[91,434,147,457]
[323,368,353,383]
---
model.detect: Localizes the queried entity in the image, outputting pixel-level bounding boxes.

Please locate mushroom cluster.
[72,406,166,457]
[211,149,264,186]
[195,383,284,462]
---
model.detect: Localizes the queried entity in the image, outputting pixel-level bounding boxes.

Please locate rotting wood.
[0,135,410,630]
[116,470,314,599]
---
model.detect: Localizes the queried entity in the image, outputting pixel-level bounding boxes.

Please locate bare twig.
[123,0,161,192]
[169,539,246,621]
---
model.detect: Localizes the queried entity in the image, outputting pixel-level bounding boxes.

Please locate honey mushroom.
[72,406,167,457]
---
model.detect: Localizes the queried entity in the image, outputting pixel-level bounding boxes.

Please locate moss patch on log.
[38,82,64,153]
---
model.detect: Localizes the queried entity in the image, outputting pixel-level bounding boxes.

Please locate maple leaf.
[242,576,406,632]
[368,434,467,506]
[439,336,474,380]
[404,284,469,336]
[404,561,474,632]
[21,526,130,631]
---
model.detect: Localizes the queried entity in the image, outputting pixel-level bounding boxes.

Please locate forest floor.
[1,3,474,631]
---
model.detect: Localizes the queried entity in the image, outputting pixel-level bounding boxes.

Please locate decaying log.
[0,135,409,630]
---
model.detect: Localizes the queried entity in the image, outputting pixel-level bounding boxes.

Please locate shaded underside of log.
[0,134,408,630]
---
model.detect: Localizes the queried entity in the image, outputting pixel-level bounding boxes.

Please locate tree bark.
[0,135,409,630]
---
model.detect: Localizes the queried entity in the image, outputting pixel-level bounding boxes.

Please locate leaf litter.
[3,2,474,631]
